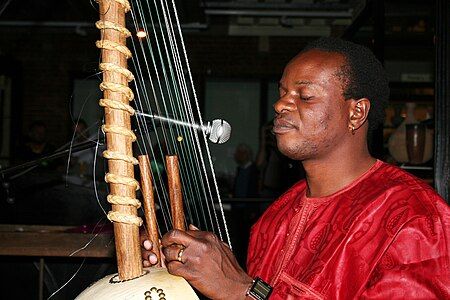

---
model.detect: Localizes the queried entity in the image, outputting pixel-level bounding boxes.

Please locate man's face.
[234,147,249,165]
[273,50,351,161]
[30,125,47,143]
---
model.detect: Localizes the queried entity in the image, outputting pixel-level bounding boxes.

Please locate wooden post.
[98,0,142,280]
[138,155,161,266]
[166,155,186,231]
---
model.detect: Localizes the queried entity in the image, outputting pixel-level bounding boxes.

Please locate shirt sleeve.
[360,214,450,299]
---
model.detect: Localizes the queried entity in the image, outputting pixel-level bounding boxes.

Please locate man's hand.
[161,225,253,300]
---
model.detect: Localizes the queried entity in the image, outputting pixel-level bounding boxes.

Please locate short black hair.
[302,37,390,130]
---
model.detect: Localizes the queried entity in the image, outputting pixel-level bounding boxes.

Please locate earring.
[349,124,355,135]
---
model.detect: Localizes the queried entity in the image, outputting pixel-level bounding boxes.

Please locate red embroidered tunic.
[247,160,450,299]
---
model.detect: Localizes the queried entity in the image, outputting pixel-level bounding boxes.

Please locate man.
[233,143,259,198]
[17,121,56,164]
[142,38,449,299]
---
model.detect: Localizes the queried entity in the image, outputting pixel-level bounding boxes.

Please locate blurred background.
[0,0,448,299]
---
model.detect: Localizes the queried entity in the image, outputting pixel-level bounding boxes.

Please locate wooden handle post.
[138,155,161,266]
[98,0,141,280]
[166,155,186,231]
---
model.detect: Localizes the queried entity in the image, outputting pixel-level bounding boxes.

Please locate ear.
[348,98,370,132]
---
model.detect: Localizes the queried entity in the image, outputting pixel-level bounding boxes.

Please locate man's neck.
[302,148,376,198]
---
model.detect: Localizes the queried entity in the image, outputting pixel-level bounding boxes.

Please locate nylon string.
[126,0,231,246]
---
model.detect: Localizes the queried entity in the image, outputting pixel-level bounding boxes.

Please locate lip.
[273,118,297,134]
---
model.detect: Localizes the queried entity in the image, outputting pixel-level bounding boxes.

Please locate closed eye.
[300,96,313,101]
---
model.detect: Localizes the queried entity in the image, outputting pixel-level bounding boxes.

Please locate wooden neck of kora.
[96,0,141,281]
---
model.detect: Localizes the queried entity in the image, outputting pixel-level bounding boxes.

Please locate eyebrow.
[295,80,314,86]
[278,80,320,89]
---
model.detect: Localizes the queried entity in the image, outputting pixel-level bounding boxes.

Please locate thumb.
[188,224,200,231]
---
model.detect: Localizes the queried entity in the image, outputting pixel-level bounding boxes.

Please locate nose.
[273,94,296,114]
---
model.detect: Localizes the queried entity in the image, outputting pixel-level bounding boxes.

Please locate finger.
[148,252,158,265]
[160,254,167,268]
[188,224,199,231]
[143,260,151,267]
[161,229,195,248]
[166,260,190,279]
[141,248,152,260]
[162,244,185,263]
[139,231,149,244]
[142,250,158,266]
[221,241,231,249]
[183,229,220,245]
[143,240,152,250]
